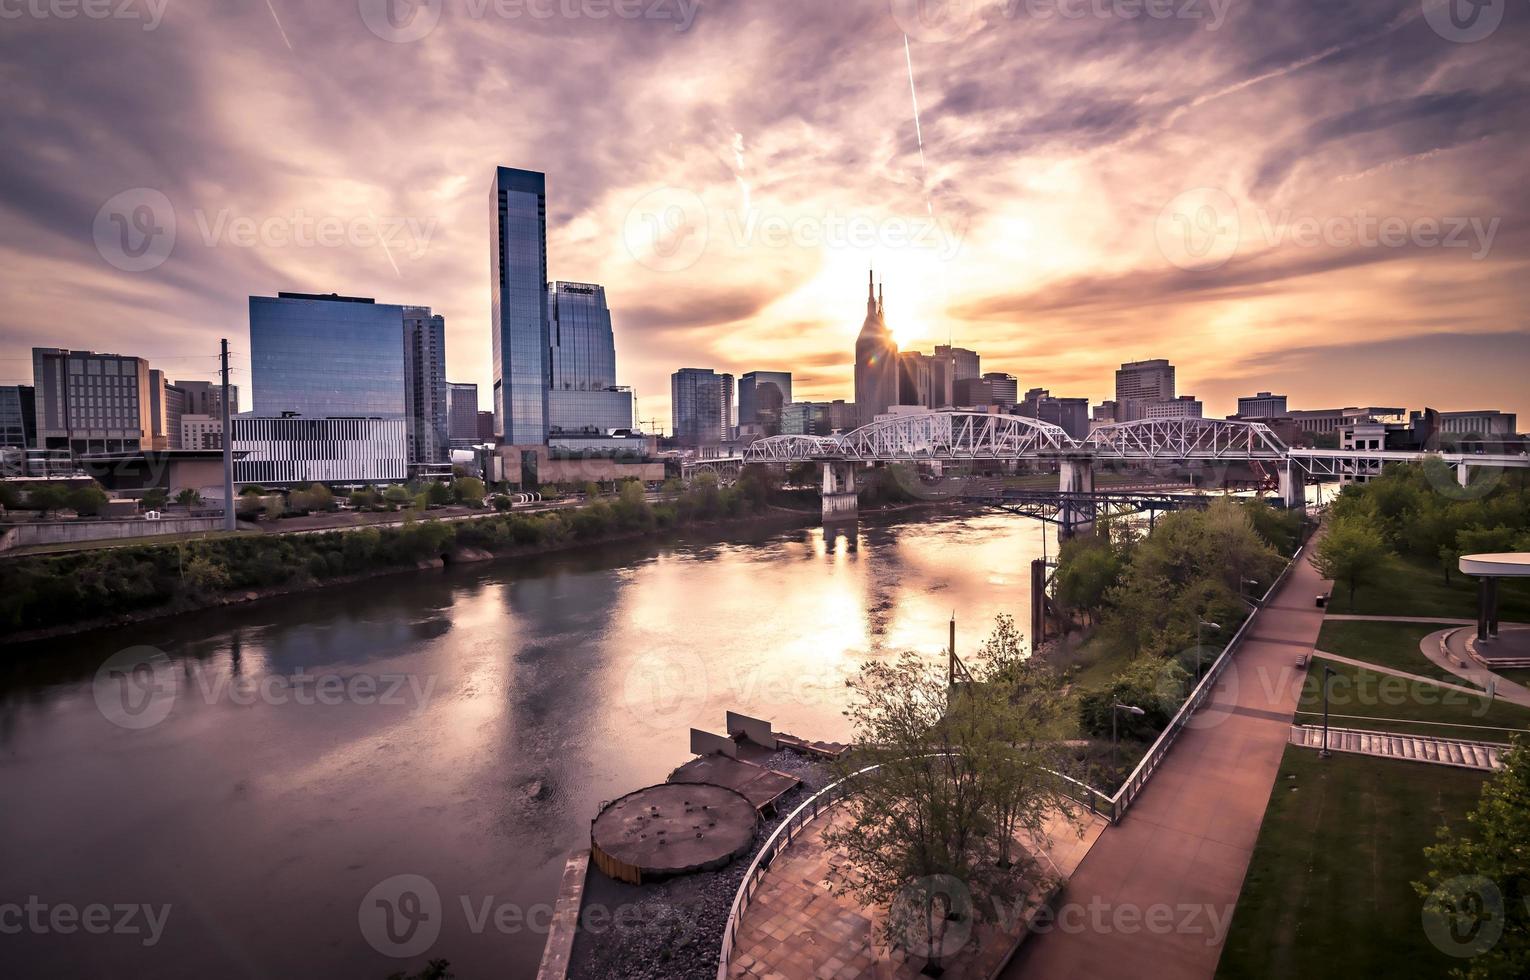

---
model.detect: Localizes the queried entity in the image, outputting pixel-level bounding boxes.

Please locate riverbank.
[0,500,826,645]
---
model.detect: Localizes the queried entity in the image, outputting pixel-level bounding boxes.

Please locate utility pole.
[221,338,235,532]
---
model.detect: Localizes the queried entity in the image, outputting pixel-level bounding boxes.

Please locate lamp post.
[1112,702,1146,765]
[1196,620,1222,682]
[1320,665,1337,758]
[1240,578,1262,608]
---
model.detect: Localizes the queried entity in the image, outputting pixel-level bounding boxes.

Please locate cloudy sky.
[1,0,1526,429]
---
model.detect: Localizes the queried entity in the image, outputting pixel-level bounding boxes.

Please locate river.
[0,509,1052,979]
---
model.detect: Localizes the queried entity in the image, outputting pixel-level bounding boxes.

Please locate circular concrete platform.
[591,782,758,883]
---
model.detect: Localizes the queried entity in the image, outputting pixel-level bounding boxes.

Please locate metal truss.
[741,437,845,463]
[966,488,1216,526]
[682,457,745,484]
[1083,418,1288,461]
[837,412,1077,461]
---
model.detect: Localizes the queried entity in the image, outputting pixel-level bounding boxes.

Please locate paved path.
[1310,650,1484,697]
[1426,627,1530,708]
[1001,543,1333,980]
[1324,614,1477,625]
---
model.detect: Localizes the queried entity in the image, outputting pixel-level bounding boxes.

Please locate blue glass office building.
[490,167,550,445]
[548,281,633,434]
[249,293,407,418]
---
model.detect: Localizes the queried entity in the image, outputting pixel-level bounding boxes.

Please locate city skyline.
[1,3,1527,430]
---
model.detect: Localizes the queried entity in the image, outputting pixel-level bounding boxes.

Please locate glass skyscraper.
[548,281,633,434]
[671,368,735,447]
[250,293,408,418]
[738,371,792,434]
[490,166,550,445]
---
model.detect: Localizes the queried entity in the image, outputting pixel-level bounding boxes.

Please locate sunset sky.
[1,0,1526,430]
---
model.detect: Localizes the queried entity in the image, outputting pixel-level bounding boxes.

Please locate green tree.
[1414,741,1529,979]
[1055,533,1122,626]
[28,483,69,517]
[452,477,486,505]
[141,487,169,511]
[177,487,204,509]
[491,494,513,513]
[382,485,411,509]
[0,482,18,510]
[67,484,109,517]
[427,481,454,507]
[1310,516,1390,606]
[263,495,286,521]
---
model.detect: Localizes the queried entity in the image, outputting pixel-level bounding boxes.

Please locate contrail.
[903,33,931,215]
[369,209,403,277]
[262,0,294,50]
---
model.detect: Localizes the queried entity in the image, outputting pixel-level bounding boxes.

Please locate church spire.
[877,283,885,321]
[867,269,877,317]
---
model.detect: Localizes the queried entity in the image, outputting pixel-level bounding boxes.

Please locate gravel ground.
[568,751,835,980]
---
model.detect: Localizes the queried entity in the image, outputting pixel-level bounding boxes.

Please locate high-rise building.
[855,273,899,427]
[934,345,980,382]
[448,383,480,447]
[1237,392,1288,418]
[476,411,496,442]
[739,371,793,435]
[1115,358,1176,421]
[404,307,449,464]
[782,402,833,436]
[982,372,1019,408]
[250,293,409,418]
[147,369,171,450]
[1143,395,1204,419]
[490,166,550,445]
[0,385,37,450]
[671,368,735,447]
[547,281,633,434]
[175,379,238,417]
[1017,388,1091,439]
[181,414,223,450]
[31,348,154,455]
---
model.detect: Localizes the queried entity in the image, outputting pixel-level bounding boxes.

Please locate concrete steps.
[1290,724,1505,771]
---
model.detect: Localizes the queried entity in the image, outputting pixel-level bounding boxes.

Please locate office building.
[782,402,833,437]
[1237,392,1288,418]
[1093,400,1120,425]
[955,376,997,408]
[982,372,1019,408]
[934,345,980,382]
[1017,389,1091,439]
[547,281,634,435]
[448,383,481,447]
[1143,395,1204,419]
[404,307,449,464]
[32,348,154,455]
[175,379,238,417]
[0,384,37,450]
[739,371,793,435]
[1289,407,1407,436]
[855,273,899,427]
[231,416,409,486]
[181,414,222,450]
[671,368,735,447]
[476,411,496,442]
[1115,358,1176,420]
[827,400,857,432]
[1411,409,1518,437]
[490,166,551,445]
[251,293,409,418]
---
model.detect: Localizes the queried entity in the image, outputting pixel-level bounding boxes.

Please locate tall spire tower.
[854,270,900,428]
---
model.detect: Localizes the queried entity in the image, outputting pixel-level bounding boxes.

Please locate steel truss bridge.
[970,488,1216,528]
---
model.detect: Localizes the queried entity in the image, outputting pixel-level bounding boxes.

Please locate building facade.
[739,371,793,435]
[32,348,154,456]
[1143,395,1204,419]
[1017,389,1091,439]
[782,402,833,436]
[0,384,37,450]
[404,307,450,464]
[982,373,1019,408]
[1115,358,1176,421]
[181,414,223,450]
[854,273,899,427]
[671,368,735,447]
[250,293,409,418]
[448,383,480,446]
[490,166,551,445]
[231,416,409,486]
[547,281,633,435]
[1237,392,1288,418]
[934,344,980,382]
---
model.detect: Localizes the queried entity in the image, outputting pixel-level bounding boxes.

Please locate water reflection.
[0,509,1051,979]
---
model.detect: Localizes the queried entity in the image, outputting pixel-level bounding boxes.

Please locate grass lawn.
[1325,553,1530,621]
[1497,668,1530,687]
[1217,746,1487,979]
[1296,659,1530,742]
[1315,620,1479,689]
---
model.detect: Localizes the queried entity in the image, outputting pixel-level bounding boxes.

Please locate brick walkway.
[728,805,1106,979]
[999,542,1333,979]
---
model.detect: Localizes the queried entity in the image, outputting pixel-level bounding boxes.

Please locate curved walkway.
[1310,650,1484,697]
[1000,541,1333,980]
[1424,627,1530,708]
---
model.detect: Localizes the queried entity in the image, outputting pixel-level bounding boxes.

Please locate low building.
[1143,396,1204,420]
[231,416,409,487]
[181,414,223,450]
[1237,392,1288,418]
[488,443,664,488]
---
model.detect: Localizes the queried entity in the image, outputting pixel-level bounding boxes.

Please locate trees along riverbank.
[0,470,785,639]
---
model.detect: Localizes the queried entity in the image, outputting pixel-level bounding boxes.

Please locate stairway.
[1289,725,1506,771]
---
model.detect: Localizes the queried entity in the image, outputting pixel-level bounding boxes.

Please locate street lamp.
[1320,665,1337,758]
[1196,620,1222,682]
[1240,578,1262,608]
[1112,702,1146,764]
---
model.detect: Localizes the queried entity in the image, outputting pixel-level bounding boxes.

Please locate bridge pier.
[1278,461,1306,511]
[1058,456,1095,536]
[821,461,858,522]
